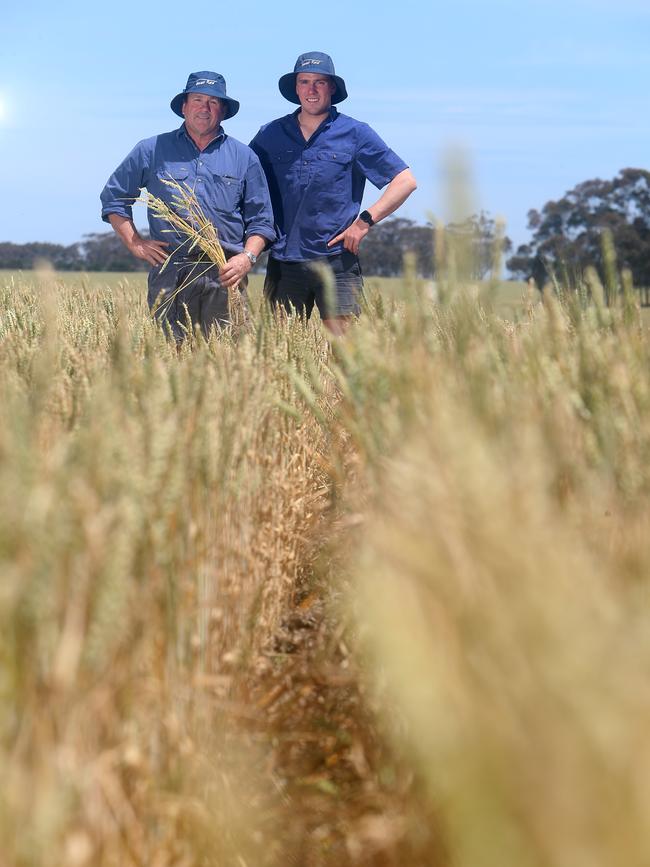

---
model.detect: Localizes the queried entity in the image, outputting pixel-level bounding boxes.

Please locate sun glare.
[0,92,11,125]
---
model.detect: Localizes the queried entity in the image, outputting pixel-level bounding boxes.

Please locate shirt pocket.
[209,174,243,213]
[151,167,192,212]
[269,149,300,184]
[315,151,353,212]
[316,150,352,180]
[155,166,191,190]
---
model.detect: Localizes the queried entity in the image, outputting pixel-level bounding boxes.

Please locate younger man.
[250,52,417,334]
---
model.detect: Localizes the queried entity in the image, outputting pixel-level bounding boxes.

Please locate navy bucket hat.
[278,52,348,105]
[170,71,240,120]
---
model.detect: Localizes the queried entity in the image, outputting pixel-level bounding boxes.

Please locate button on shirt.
[249,108,407,261]
[101,125,275,256]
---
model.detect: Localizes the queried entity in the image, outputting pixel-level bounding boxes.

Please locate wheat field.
[2,263,650,867]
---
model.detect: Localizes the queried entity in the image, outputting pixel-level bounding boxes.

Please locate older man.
[250,52,417,335]
[101,71,275,339]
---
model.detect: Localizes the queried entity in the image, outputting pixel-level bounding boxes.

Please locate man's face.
[295,73,336,116]
[182,93,225,139]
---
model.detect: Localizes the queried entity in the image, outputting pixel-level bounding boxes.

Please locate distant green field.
[0,268,264,293]
[363,274,533,317]
[0,269,149,292]
[0,269,531,316]
[6,269,649,323]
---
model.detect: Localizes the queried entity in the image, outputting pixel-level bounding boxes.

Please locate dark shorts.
[147,253,248,341]
[264,253,363,319]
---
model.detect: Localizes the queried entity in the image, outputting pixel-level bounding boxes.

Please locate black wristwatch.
[358,210,375,227]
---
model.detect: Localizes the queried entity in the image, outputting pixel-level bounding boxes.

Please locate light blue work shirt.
[101,125,275,255]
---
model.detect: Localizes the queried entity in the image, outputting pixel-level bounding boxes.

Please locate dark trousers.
[147,254,248,341]
[264,253,363,319]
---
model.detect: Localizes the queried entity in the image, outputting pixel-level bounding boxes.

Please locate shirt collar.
[287,106,338,141]
[291,106,338,124]
[177,123,226,149]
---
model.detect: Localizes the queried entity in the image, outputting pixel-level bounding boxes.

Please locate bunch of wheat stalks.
[144,177,247,328]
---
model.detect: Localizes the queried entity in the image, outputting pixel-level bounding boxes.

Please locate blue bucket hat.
[170,71,240,120]
[278,52,348,105]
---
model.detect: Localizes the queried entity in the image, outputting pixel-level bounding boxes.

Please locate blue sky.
[1,0,648,253]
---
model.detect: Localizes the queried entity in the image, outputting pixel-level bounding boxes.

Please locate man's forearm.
[365,169,418,224]
[107,213,169,267]
[327,168,418,254]
[244,234,269,258]
[108,214,141,249]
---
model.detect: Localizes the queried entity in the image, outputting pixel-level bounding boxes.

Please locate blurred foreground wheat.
[2,259,650,866]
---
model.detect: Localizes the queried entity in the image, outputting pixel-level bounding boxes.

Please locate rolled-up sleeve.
[100,139,151,223]
[241,151,276,244]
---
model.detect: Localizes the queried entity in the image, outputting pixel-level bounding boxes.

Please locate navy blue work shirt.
[249,108,408,262]
[101,125,276,255]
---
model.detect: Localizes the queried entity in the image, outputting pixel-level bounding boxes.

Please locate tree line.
[3,167,649,285]
[0,234,150,273]
[0,214,510,279]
